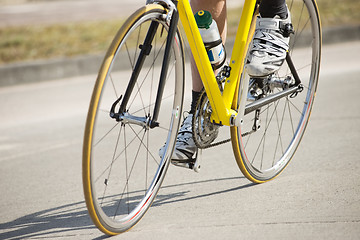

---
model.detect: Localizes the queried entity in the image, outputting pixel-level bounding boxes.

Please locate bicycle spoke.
[125,42,134,70]
[287,98,296,135]
[128,124,160,166]
[288,97,304,116]
[294,63,312,74]
[127,38,167,112]
[94,122,120,147]
[100,126,123,206]
[146,130,149,194]
[293,3,305,48]
[94,125,144,184]
[260,107,270,169]
[133,24,142,68]
[131,93,175,116]
[250,100,280,166]
[272,99,288,165]
[112,125,147,217]
[124,125,130,216]
[109,74,119,99]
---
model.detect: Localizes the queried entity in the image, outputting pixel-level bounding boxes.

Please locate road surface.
[0,41,359,239]
[0,0,243,27]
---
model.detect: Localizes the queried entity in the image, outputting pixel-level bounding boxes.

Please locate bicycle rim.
[83,5,184,234]
[231,0,321,183]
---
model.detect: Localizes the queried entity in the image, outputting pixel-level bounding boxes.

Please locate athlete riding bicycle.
[167,0,292,162]
[83,0,321,234]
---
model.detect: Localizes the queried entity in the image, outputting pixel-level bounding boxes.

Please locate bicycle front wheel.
[83,4,184,235]
[231,0,321,183]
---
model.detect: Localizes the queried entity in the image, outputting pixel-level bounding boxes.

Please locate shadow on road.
[0,200,95,240]
[154,176,255,207]
[0,176,254,239]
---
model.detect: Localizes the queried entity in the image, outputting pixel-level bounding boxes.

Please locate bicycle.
[82,0,321,235]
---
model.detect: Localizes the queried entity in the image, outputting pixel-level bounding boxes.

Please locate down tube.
[177,0,256,126]
[177,0,232,125]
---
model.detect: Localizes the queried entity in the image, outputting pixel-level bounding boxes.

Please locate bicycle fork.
[110,2,180,129]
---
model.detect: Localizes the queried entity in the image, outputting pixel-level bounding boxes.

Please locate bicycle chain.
[193,129,254,149]
[195,138,229,149]
[194,127,255,149]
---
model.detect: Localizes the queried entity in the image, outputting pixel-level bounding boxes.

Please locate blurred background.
[0,0,359,239]
[0,0,359,81]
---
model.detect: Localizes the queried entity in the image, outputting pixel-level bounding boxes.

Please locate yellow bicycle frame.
[177,0,257,126]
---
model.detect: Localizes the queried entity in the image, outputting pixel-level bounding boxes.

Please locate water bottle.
[195,10,226,69]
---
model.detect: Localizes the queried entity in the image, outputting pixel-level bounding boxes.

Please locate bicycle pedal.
[171,149,202,173]
[171,159,195,170]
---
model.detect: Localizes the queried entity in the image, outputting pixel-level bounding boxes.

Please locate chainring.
[192,91,220,149]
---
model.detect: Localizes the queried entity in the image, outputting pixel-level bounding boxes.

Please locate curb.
[322,25,360,45]
[0,54,104,87]
[0,25,359,87]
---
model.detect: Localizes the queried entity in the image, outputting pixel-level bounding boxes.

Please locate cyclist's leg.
[190,0,227,103]
[259,0,287,18]
[246,0,290,77]
[169,0,228,161]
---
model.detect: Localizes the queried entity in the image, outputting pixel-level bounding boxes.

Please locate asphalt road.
[0,41,360,239]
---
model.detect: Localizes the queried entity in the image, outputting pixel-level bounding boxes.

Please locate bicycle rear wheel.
[83,5,184,235]
[231,0,321,183]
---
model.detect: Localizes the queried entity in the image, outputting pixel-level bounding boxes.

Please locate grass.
[0,0,359,64]
[0,20,124,64]
[317,0,360,27]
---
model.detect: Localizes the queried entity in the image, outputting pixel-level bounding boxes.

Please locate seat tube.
[223,0,257,109]
[178,0,229,125]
